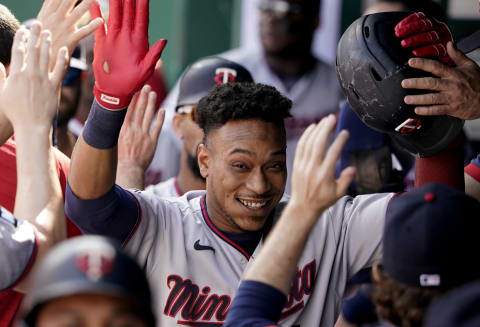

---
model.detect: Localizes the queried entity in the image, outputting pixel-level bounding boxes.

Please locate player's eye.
[268,162,285,171]
[232,163,248,170]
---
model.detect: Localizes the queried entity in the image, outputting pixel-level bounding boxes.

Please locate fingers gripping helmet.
[336,11,464,157]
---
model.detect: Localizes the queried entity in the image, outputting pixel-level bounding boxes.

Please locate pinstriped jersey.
[125,190,392,326]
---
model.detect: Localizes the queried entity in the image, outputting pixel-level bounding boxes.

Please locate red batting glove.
[395,12,454,66]
[90,0,167,110]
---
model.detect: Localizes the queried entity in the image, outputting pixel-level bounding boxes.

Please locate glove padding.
[395,12,454,66]
[90,0,167,110]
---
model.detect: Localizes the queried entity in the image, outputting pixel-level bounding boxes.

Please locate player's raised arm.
[66,0,166,243]
[68,0,166,198]
[225,115,356,327]
[0,21,70,292]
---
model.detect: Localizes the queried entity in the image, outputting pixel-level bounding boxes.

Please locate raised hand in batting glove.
[90,0,167,110]
[395,12,454,66]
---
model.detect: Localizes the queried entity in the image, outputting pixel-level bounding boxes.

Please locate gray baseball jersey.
[0,207,36,290]
[144,177,183,198]
[125,190,392,326]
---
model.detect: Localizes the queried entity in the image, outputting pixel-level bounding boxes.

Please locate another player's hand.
[37,0,103,69]
[402,42,480,120]
[0,22,69,131]
[117,85,165,189]
[289,115,356,217]
[90,0,167,110]
[395,12,454,66]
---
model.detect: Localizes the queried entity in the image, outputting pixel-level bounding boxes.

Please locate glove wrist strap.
[94,85,132,110]
[82,99,127,149]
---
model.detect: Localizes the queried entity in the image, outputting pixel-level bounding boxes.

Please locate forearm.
[116,163,145,190]
[69,100,126,199]
[414,139,464,190]
[244,204,318,295]
[13,126,65,243]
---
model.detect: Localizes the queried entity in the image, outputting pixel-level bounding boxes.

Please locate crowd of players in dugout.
[1,0,480,326]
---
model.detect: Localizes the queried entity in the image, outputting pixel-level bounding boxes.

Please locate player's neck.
[264,52,315,78]
[177,150,206,194]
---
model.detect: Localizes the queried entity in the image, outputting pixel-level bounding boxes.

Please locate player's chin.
[233,199,277,230]
[234,215,269,232]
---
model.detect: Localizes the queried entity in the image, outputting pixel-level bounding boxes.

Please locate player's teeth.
[239,199,267,209]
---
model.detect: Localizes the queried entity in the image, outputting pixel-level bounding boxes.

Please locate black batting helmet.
[22,236,155,327]
[336,11,464,157]
[176,56,254,109]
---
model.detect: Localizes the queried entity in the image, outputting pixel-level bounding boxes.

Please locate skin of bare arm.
[0,22,69,292]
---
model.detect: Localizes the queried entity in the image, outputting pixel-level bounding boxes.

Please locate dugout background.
[3,0,479,87]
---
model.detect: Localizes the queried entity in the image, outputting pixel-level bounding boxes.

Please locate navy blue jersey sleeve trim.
[224,280,286,327]
[65,183,140,243]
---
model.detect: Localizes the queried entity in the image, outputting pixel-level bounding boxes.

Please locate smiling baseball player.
[65,1,464,326]
[66,2,390,325]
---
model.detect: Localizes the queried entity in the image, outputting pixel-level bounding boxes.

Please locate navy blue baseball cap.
[383,183,480,289]
[176,56,254,109]
[424,281,480,327]
[335,101,387,177]
[22,236,155,326]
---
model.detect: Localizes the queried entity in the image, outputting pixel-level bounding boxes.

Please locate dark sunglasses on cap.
[176,105,198,122]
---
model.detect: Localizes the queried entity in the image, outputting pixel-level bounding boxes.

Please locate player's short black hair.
[373,0,447,22]
[196,83,292,140]
[0,5,19,66]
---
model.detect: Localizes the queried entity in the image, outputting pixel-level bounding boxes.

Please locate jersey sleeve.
[0,208,36,291]
[122,189,169,265]
[65,183,140,245]
[224,280,285,327]
[329,192,393,280]
[465,154,480,182]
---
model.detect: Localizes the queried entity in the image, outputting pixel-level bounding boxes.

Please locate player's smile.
[236,196,271,213]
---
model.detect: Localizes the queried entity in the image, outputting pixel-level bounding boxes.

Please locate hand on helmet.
[395,12,454,66]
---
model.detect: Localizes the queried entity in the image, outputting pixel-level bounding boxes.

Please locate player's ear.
[172,114,184,140]
[197,143,209,179]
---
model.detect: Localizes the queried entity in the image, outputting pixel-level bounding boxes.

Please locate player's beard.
[187,152,205,181]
